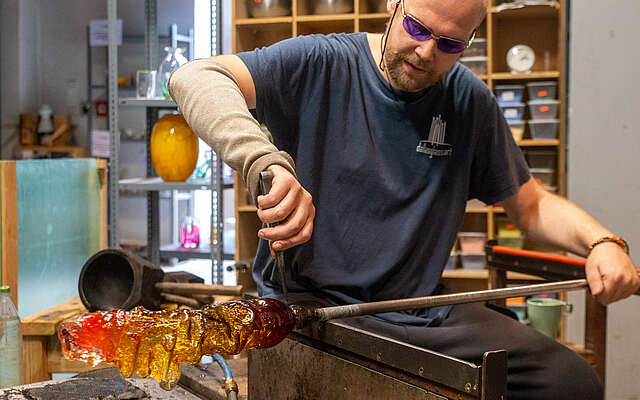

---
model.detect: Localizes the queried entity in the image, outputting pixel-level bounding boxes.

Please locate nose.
[414,37,437,61]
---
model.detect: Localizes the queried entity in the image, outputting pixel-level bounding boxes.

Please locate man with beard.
[168,0,637,398]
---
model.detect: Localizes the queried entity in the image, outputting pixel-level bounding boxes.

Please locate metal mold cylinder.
[78,249,164,312]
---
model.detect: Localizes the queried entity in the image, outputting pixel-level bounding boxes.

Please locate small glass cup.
[136,70,157,99]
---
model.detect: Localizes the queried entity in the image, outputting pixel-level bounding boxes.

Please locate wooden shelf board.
[516,139,559,146]
[13,145,87,157]
[490,3,560,19]
[237,205,258,212]
[491,71,559,80]
[465,207,490,214]
[358,13,388,19]
[297,14,355,22]
[234,16,293,25]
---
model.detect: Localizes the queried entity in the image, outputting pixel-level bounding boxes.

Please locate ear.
[386,0,399,14]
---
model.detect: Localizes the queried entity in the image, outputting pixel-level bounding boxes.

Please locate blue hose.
[213,354,238,400]
[213,353,233,379]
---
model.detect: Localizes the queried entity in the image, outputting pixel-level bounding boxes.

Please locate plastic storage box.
[497,236,524,249]
[458,232,488,254]
[495,84,524,104]
[508,120,525,141]
[528,119,559,139]
[526,81,557,101]
[528,100,559,120]
[500,103,525,121]
[459,56,488,75]
[463,38,487,57]
[525,150,556,169]
[530,168,556,186]
[445,252,459,270]
[461,254,485,269]
[495,217,522,238]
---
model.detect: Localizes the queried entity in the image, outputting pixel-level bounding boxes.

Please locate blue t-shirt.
[237,33,530,325]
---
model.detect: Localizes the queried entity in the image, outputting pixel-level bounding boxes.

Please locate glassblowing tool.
[259,170,289,303]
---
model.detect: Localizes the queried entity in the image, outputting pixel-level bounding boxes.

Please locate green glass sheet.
[16,159,101,318]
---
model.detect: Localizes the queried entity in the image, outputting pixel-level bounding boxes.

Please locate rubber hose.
[213,353,238,400]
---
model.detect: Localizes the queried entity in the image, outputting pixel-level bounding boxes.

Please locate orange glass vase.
[150,114,199,182]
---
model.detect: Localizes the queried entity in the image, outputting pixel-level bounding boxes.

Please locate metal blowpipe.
[292,279,593,328]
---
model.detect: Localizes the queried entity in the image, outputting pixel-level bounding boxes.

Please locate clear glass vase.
[156,47,188,99]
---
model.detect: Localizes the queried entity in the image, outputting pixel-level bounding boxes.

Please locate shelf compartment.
[359,18,386,34]
[119,177,233,191]
[297,0,354,17]
[297,19,355,35]
[235,23,292,52]
[491,3,560,19]
[235,0,292,20]
[359,0,386,14]
[119,98,177,107]
[491,13,559,74]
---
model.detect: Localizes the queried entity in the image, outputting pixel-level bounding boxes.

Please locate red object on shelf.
[95,101,108,117]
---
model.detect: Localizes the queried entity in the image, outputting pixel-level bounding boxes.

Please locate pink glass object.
[179,216,200,249]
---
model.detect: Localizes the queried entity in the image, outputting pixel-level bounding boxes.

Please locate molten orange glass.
[57,298,295,390]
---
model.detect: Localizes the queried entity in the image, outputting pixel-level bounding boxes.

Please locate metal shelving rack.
[107,0,227,284]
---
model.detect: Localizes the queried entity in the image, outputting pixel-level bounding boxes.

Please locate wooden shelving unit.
[232,0,567,281]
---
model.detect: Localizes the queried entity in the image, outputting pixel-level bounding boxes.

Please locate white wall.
[567,1,640,398]
[1,0,40,156]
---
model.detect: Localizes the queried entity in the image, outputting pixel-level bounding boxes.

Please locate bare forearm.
[168,58,296,201]
[505,181,613,257]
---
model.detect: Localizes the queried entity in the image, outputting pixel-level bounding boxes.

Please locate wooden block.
[22,336,51,384]
[22,297,87,336]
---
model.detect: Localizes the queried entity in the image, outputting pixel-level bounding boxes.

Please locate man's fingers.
[257,169,295,209]
[260,201,314,250]
[257,184,299,224]
[585,262,604,296]
[273,216,314,251]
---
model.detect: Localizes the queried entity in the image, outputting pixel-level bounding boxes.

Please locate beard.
[383,48,444,92]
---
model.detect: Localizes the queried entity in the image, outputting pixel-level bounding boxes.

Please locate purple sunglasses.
[399,0,476,54]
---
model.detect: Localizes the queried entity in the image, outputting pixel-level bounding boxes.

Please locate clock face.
[506,45,536,74]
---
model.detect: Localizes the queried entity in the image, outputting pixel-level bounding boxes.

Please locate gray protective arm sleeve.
[167,58,296,203]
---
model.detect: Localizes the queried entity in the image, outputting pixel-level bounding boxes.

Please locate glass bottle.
[0,286,23,388]
[156,47,188,99]
[179,216,200,249]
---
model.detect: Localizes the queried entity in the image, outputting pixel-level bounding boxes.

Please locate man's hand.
[585,243,640,305]
[256,165,315,252]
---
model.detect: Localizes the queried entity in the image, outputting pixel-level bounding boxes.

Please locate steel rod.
[314,279,590,322]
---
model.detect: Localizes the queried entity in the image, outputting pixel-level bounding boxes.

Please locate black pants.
[338,302,603,400]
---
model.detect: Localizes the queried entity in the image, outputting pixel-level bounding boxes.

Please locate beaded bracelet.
[588,235,629,255]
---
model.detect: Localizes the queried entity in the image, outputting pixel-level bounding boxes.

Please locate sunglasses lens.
[402,16,431,41]
[438,39,467,54]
